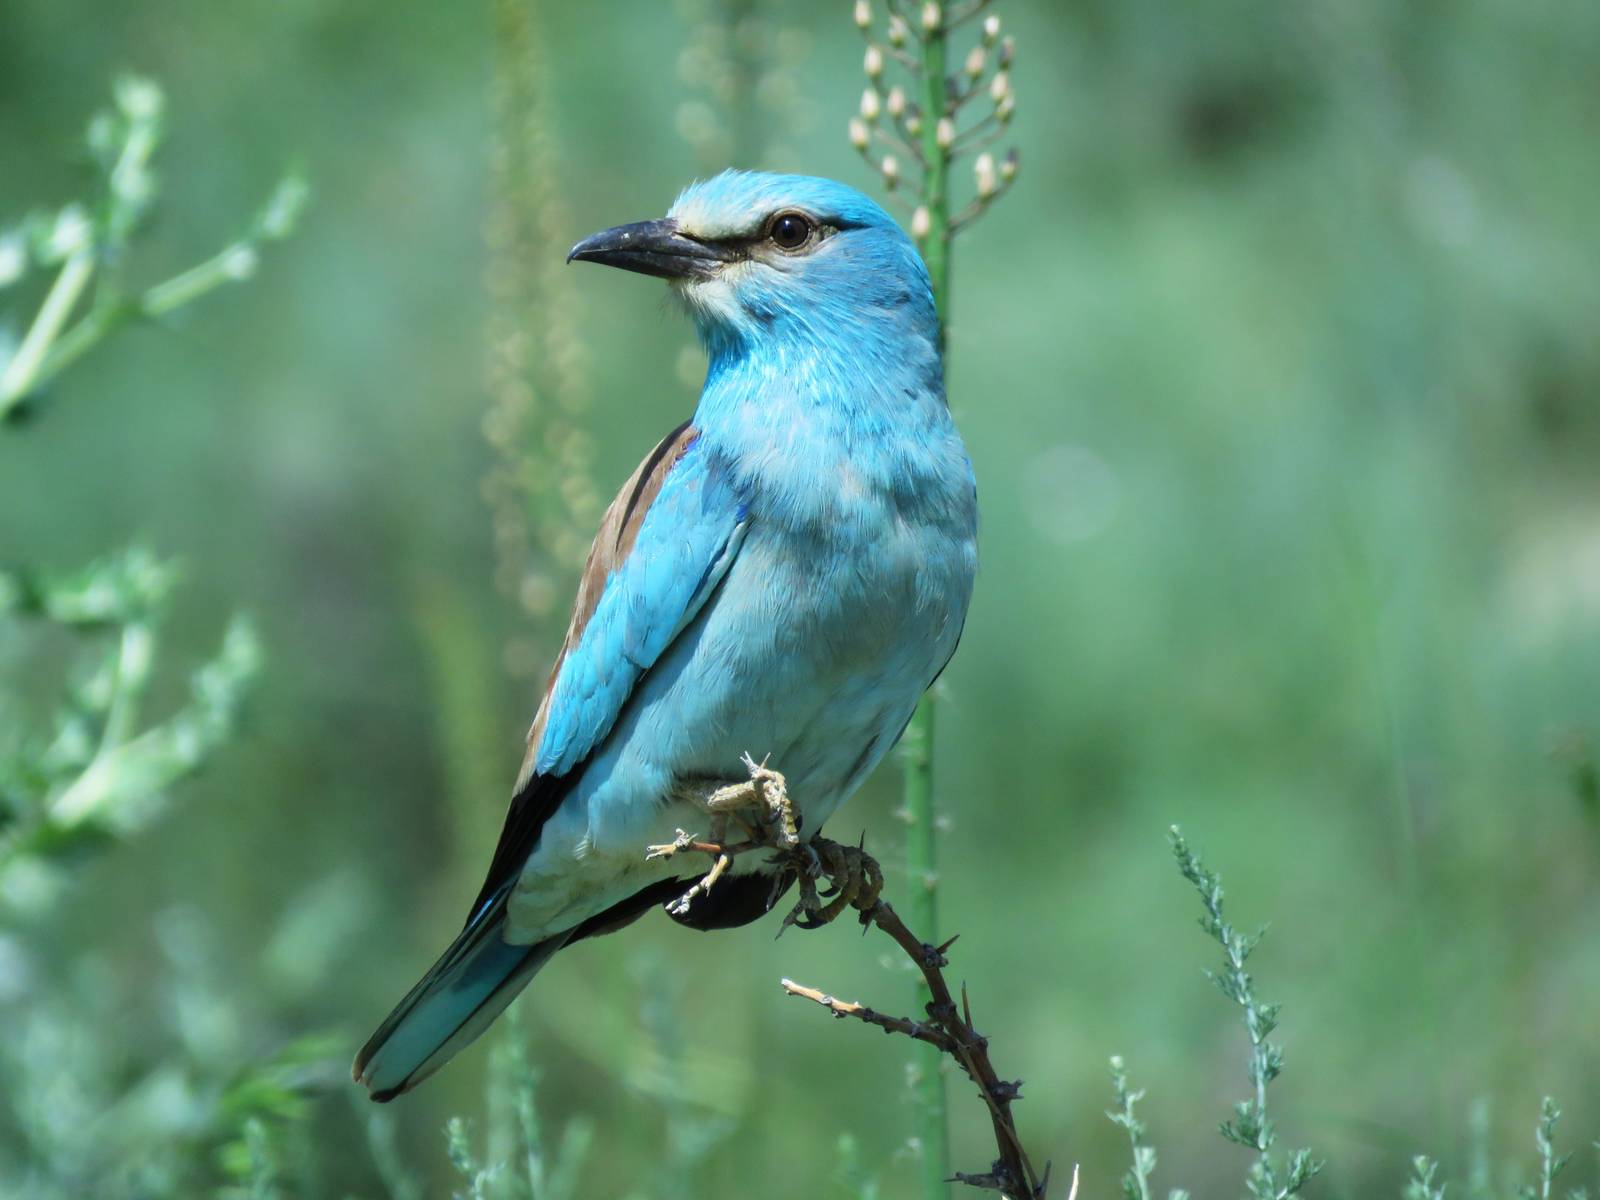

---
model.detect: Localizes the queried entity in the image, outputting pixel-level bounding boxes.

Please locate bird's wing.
[464,421,749,922]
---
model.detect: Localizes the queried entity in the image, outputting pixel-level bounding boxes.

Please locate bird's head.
[567,171,936,356]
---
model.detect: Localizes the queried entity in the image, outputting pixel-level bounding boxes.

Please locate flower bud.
[853,0,871,30]
[881,155,900,190]
[911,206,931,239]
[983,14,1001,43]
[864,45,884,79]
[904,112,922,136]
[964,45,986,79]
[886,85,907,118]
[1001,147,1019,181]
[990,70,1010,103]
[860,87,882,121]
[848,117,870,151]
[998,35,1015,67]
[996,93,1015,123]
[887,14,908,46]
[920,2,941,32]
[936,117,955,150]
[975,152,997,198]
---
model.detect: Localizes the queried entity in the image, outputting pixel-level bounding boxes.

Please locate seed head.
[975,152,997,199]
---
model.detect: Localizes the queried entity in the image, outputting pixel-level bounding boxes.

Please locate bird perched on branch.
[354,171,978,1100]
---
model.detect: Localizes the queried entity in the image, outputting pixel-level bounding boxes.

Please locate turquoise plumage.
[355,172,978,1100]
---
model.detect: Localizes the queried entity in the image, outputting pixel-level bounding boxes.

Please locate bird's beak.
[566,218,735,280]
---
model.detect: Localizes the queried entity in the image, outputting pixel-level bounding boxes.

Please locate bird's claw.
[777,835,884,934]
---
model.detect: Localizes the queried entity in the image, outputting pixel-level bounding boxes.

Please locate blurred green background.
[4,0,1599,1196]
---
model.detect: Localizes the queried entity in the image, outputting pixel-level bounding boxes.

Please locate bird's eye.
[767,212,813,251]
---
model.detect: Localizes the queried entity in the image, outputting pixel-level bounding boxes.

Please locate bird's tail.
[353,896,566,1102]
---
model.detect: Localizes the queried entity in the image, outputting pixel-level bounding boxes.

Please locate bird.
[353,170,978,1101]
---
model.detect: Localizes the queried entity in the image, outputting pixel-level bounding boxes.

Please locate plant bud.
[936,117,955,150]
[887,14,909,46]
[853,0,871,30]
[904,112,922,136]
[964,45,986,78]
[848,117,870,150]
[1001,147,1019,181]
[996,93,1015,123]
[887,85,907,118]
[864,44,884,79]
[920,2,940,33]
[975,152,997,198]
[990,70,1010,103]
[999,35,1015,67]
[860,87,882,121]
[983,14,1001,43]
[881,155,900,190]
[911,206,931,239]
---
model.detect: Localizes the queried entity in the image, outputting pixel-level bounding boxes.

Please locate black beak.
[566,218,735,280]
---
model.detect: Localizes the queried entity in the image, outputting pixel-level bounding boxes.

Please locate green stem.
[20,242,258,404]
[0,248,95,417]
[909,11,954,1200]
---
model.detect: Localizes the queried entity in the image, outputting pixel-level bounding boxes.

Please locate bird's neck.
[689,316,971,531]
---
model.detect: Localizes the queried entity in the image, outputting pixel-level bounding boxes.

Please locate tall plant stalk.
[847,4,1019,1195]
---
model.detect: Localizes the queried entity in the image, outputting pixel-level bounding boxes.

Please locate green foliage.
[0,552,258,897]
[1108,1055,1188,1200]
[0,76,305,422]
[1170,826,1321,1198]
[1108,836,1598,1200]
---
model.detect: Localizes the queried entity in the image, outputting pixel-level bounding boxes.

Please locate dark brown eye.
[768,212,813,251]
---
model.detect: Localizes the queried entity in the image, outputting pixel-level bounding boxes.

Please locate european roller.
[354,171,978,1100]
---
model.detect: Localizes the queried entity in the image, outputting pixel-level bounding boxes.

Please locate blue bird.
[354,171,978,1100]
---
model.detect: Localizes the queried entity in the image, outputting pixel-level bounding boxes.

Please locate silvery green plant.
[1111,833,1600,1200]
[844,5,1019,1193]
[1170,827,1321,1199]
[0,76,301,899]
[0,76,330,1197]
[0,77,306,422]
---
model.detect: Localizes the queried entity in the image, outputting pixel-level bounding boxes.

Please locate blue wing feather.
[534,439,749,777]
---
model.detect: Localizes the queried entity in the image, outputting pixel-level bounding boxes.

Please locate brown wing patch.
[515,420,698,789]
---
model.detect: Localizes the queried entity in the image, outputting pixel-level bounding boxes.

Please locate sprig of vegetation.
[1170,827,1320,1199]
[1107,1055,1189,1200]
[0,77,306,422]
[1404,1156,1447,1200]
[0,553,258,899]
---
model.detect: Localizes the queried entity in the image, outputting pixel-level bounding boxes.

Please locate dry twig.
[655,760,1049,1198]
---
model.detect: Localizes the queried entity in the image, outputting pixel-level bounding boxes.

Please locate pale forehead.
[668,171,891,240]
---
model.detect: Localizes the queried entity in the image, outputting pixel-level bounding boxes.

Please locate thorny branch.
[650,759,1056,1199]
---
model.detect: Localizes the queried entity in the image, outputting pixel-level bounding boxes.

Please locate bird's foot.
[695,753,801,851]
[654,758,883,928]
[780,835,884,933]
